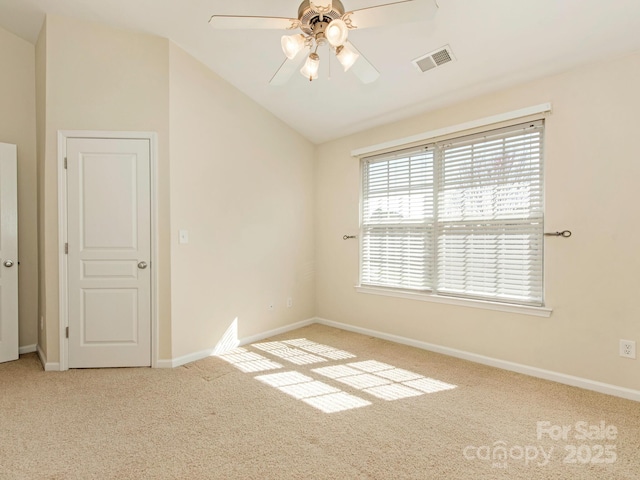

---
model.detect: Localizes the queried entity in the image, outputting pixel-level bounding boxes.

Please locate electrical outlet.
[286,297,293,308]
[619,340,636,359]
[40,316,44,331]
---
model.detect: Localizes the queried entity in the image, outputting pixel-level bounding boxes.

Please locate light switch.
[179,229,189,244]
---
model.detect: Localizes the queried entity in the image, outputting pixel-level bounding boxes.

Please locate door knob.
[3,260,14,268]
[138,261,148,270]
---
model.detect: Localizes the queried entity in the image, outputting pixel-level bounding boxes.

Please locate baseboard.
[161,318,317,369]
[37,344,60,372]
[19,344,37,355]
[162,347,216,369]
[155,359,175,369]
[238,317,316,346]
[315,317,640,403]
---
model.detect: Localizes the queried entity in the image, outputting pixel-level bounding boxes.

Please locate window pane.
[362,225,433,290]
[363,152,434,224]
[437,221,543,305]
[437,125,544,305]
[360,121,544,306]
[439,131,543,221]
[361,150,434,291]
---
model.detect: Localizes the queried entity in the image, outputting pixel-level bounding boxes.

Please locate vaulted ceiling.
[2,0,640,143]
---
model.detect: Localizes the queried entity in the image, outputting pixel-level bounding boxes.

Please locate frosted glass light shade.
[300,53,320,80]
[336,44,360,71]
[325,19,348,47]
[281,34,306,60]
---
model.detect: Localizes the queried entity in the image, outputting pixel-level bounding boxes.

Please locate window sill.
[354,285,553,318]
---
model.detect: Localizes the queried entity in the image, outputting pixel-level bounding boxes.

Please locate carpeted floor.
[1,324,639,479]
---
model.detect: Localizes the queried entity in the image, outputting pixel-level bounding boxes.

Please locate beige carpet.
[1,324,639,479]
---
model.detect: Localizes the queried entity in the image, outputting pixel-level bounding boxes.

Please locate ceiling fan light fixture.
[336,44,359,71]
[300,52,320,80]
[325,19,348,47]
[281,34,306,60]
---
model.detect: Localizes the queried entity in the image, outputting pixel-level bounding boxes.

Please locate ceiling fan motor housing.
[298,0,346,36]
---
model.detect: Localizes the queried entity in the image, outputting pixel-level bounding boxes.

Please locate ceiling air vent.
[412,45,455,73]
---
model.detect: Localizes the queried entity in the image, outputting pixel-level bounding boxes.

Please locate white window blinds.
[361,121,544,306]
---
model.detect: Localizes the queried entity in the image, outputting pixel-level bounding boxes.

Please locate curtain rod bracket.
[544,230,572,238]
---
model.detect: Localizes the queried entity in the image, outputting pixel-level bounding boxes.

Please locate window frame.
[357,119,551,318]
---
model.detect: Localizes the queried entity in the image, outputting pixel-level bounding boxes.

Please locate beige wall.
[39,15,172,362]
[316,51,640,391]
[34,15,315,364]
[168,44,315,358]
[0,26,38,349]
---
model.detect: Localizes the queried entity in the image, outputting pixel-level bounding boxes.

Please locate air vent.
[412,45,455,73]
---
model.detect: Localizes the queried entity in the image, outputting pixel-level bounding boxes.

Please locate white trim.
[149,133,160,368]
[155,358,176,369]
[238,318,316,346]
[355,285,552,318]
[158,318,317,368]
[57,131,159,371]
[19,344,37,355]
[37,344,60,371]
[351,103,552,158]
[314,317,640,403]
[57,132,68,370]
[160,348,215,369]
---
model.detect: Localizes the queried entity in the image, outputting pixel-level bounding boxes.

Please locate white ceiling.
[1,0,640,143]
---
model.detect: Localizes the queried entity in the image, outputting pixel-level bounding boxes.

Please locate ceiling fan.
[209,0,438,85]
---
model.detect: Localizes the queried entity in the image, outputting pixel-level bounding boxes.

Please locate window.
[360,121,544,307]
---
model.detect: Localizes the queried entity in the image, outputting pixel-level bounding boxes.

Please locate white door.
[66,138,151,368]
[0,143,18,364]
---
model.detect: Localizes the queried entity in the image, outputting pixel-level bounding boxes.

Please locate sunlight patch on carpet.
[283,340,357,360]
[374,368,423,382]
[253,346,306,358]
[233,360,283,373]
[255,371,313,387]
[256,371,370,413]
[312,365,362,379]
[347,360,394,372]
[403,377,457,394]
[311,357,457,401]
[215,350,283,373]
[222,337,457,413]
[283,353,327,365]
[253,343,327,365]
[333,373,392,389]
[253,339,356,364]
[302,392,371,413]
[364,383,425,400]
[279,381,341,400]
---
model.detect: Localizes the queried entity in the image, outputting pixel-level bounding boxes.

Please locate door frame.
[0,142,18,364]
[58,131,159,371]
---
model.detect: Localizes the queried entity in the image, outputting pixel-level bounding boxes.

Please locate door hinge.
[66,326,69,338]
[64,157,68,169]
[64,243,68,254]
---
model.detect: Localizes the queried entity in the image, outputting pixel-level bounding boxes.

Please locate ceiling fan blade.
[345,0,438,30]
[344,41,380,84]
[269,49,308,86]
[209,15,299,30]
